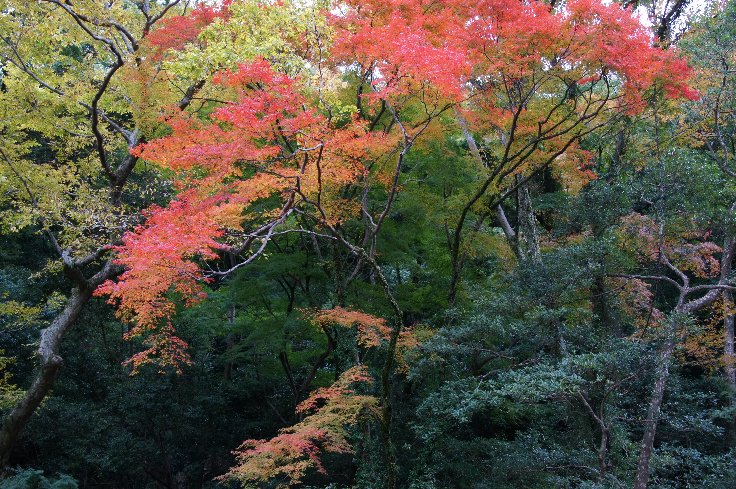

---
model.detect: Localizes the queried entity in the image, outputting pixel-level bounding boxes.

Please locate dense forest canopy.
[1,0,736,487]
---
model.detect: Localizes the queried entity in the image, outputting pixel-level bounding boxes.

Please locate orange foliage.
[618,213,722,279]
[97,0,698,370]
[313,307,391,348]
[124,324,193,374]
[553,143,597,194]
[311,308,418,373]
[296,365,375,414]
[330,0,697,108]
[97,59,393,370]
[331,0,696,199]
[312,307,417,352]
[610,277,665,332]
[95,192,223,372]
[223,366,377,487]
[679,298,735,371]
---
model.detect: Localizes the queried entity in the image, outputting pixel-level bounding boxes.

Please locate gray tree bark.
[0,261,116,466]
[633,237,735,488]
[634,321,677,489]
[0,291,91,465]
[515,174,542,264]
[724,291,736,388]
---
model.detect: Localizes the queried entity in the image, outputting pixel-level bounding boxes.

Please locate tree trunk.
[455,110,523,258]
[634,323,677,489]
[724,290,736,442]
[592,275,618,336]
[515,174,541,264]
[633,238,734,486]
[724,291,736,388]
[579,392,610,479]
[0,286,94,466]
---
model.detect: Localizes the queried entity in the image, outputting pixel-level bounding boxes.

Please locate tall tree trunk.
[724,290,736,442]
[592,276,618,335]
[515,174,541,264]
[0,259,115,467]
[725,291,736,388]
[0,286,94,466]
[632,239,734,487]
[634,321,677,489]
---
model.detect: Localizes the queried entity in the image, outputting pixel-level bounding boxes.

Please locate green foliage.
[0,469,78,489]
[2,1,736,488]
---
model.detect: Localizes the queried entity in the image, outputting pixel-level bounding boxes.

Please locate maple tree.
[85,0,703,487]
[100,0,697,368]
[223,365,377,488]
[6,0,734,487]
[0,0,232,465]
[609,92,736,486]
[96,57,394,370]
[327,0,700,302]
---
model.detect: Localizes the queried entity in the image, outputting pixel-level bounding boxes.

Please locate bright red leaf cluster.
[144,1,232,58]
[330,0,697,109]
[98,0,698,371]
[97,57,392,370]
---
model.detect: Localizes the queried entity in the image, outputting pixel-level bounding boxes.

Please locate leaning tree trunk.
[631,233,735,487]
[0,284,95,466]
[634,318,678,489]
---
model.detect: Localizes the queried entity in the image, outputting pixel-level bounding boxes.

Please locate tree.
[0,0,228,466]
[683,0,736,398]
[615,209,736,488]
[94,0,697,486]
